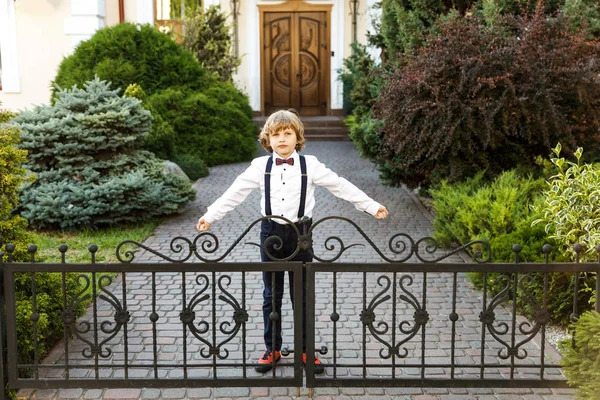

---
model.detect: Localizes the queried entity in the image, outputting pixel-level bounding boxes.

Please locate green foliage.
[562,0,600,35]
[0,102,35,262]
[339,43,380,116]
[430,169,586,324]
[170,0,202,19]
[182,5,241,82]
[374,9,600,188]
[13,78,195,229]
[431,170,549,261]
[533,143,600,261]
[124,83,176,160]
[148,86,257,167]
[559,311,600,399]
[52,23,211,99]
[338,43,373,115]
[173,153,208,181]
[14,271,86,363]
[52,23,256,168]
[381,0,448,57]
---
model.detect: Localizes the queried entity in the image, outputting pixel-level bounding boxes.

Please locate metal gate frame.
[0,215,598,398]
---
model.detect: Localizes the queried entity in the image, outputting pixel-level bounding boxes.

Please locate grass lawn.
[30,219,162,263]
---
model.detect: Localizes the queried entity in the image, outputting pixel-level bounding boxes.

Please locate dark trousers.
[260,219,313,352]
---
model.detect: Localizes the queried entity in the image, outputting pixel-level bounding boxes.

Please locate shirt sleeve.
[202,160,262,224]
[309,156,381,216]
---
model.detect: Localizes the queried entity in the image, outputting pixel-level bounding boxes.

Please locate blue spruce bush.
[13,78,196,229]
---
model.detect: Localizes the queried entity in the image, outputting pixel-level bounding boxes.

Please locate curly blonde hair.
[258,109,306,153]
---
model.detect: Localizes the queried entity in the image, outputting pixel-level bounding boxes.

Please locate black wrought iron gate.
[0,216,598,398]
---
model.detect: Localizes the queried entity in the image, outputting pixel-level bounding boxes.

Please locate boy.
[196,109,388,374]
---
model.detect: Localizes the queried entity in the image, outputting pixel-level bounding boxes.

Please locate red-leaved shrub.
[374,4,600,187]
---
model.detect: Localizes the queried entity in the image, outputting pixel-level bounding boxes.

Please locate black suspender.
[264,157,273,216]
[264,155,307,219]
[298,156,307,219]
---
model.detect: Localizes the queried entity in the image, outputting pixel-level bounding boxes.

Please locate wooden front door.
[262,11,329,116]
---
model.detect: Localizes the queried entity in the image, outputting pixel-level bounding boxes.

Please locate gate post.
[0,237,8,400]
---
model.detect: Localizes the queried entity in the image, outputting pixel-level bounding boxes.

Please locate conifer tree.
[182,5,241,82]
[0,103,35,260]
[13,78,195,229]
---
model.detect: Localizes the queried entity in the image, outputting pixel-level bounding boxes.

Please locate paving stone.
[102,389,142,400]
[56,389,85,399]
[82,389,104,399]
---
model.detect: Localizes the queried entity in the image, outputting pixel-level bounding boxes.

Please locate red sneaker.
[255,350,281,373]
[302,353,324,374]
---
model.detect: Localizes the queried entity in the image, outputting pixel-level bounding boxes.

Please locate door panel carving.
[263,11,328,116]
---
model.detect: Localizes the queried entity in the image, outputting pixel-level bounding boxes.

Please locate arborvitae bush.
[560,311,600,399]
[52,23,211,98]
[182,5,241,82]
[52,23,256,169]
[124,83,177,161]
[381,0,449,57]
[0,103,34,261]
[147,86,257,167]
[13,78,195,229]
[374,7,600,188]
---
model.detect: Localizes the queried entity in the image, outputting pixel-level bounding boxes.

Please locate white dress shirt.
[203,151,381,224]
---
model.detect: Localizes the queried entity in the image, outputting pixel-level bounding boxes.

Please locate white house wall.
[0,0,73,110]
[0,0,20,94]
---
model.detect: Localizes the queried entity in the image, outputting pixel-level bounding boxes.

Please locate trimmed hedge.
[52,23,257,170]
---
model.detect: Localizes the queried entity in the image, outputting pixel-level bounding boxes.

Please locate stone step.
[253,116,350,141]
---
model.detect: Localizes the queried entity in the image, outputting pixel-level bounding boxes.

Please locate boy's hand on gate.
[196,217,211,232]
[374,206,389,220]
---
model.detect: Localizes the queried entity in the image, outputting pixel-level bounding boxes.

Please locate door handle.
[296,73,302,81]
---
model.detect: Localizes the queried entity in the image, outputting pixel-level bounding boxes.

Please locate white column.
[330,0,343,110]
[64,0,106,49]
[136,0,154,24]
[247,0,260,111]
[0,0,20,93]
[366,0,381,63]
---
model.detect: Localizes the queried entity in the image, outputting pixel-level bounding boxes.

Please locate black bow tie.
[276,158,294,166]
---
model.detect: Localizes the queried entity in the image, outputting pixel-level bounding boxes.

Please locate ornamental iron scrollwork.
[61,274,128,359]
[180,273,249,359]
[359,274,429,359]
[115,215,492,264]
[480,273,551,360]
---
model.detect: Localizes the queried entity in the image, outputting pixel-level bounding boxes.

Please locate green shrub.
[559,311,600,399]
[173,153,208,181]
[430,169,584,324]
[338,43,377,115]
[431,170,547,256]
[0,103,35,262]
[124,83,176,160]
[170,0,202,19]
[13,78,195,229]
[182,5,241,82]
[533,143,600,262]
[52,23,256,167]
[563,0,600,36]
[374,9,600,188]
[148,86,257,167]
[13,271,87,364]
[52,23,212,99]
